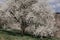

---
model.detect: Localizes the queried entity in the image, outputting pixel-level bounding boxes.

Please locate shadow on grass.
[0,29,22,36]
[0,29,56,40]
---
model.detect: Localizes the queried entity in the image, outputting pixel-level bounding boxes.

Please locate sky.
[0,0,60,12]
[0,0,5,3]
[49,0,60,12]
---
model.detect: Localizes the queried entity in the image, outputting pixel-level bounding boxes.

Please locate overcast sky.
[0,0,5,3]
[0,0,60,12]
[49,0,60,12]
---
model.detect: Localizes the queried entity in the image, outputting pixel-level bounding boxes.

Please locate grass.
[0,30,60,40]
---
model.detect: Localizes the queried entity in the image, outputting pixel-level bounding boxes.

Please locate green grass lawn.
[0,30,60,40]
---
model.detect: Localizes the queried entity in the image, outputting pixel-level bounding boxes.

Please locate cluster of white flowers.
[0,0,56,37]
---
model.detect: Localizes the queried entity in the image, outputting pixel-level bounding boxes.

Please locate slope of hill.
[0,30,60,40]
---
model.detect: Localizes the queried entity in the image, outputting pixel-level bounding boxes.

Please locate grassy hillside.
[0,30,60,40]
